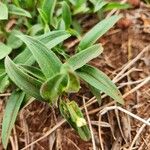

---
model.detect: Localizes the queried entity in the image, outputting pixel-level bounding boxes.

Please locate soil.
[0,1,150,150]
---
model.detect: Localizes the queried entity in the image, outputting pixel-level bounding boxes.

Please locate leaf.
[5,56,42,99]
[66,44,103,70]
[7,30,23,49]
[42,0,57,24]
[16,35,62,78]
[14,30,70,65]
[0,73,9,93]
[40,74,66,104]
[77,65,124,104]
[62,1,72,29]
[94,0,107,12]
[103,2,130,11]
[78,15,122,50]
[2,90,25,149]
[20,65,46,82]
[8,4,32,18]
[0,42,12,60]
[61,64,80,93]
[38,8,49,25]
[59,100,91,141]
[0,2,8,20]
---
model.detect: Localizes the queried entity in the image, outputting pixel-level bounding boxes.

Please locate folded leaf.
[2,90,25,149]
[59,100,91,141]
[16,35,62,78]
[8,4,32,18]
[0,43,12,60]
[78,15,121,50]
[5,56,42,99]
[94,0,107,12]
[0,2,8,20]
[77,65,124,104]
[66,44,103,70]
[40,74,66,104]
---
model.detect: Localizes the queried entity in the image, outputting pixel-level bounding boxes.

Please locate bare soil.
[0,1,150,150]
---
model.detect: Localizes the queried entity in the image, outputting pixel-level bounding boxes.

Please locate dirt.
[0,1,150,150]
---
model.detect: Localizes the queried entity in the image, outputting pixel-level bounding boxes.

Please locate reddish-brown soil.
[0,1,150,150]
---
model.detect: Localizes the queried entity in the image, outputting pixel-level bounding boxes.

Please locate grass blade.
[78,15,121,50]
[5,56,42,99]
[66,44,103,70]
[77,65,124,104]
[2,90,25,149]
[16,35,62,78]
[0,2,8,20]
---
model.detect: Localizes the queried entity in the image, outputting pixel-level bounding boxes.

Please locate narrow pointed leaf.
[2,91,25,149]
[0,73,9,93]
[8,4,32,18]
[78,15,121,50]
[42,0,56,24]
[66,44,103,70]
[77,65,124,104]
[16,35,62,78]
[0,43,12,60]
[0,2,8,20]
[5,56,42,99]
[62,1,72,29]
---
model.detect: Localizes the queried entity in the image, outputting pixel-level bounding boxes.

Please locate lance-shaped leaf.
[5,56,42,99]
[77,65,124,104]
[66,44,103,70]
[2,90,25,149]
[78,15,121,50]
[94,0,107,12]
[0,73,9,93]
[0,2,8,20]
[14,30,70,65]
[20,65,46,82]
[40,74,66,104]
[42,0,56,24]
[59,100,91,141]
[16,35,62,78]
[62,1,72,29]
[0,43,12,60]
[8,4,32,18]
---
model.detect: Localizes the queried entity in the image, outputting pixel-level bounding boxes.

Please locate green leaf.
[61,64,80,93]
[16,35,62,78]
[94,1,107,12]
[7,30,23,49]
[40,74,66,104]
[14,30,70,65]
[59,100,91,141]
[77,65,124,104]
[8,4,32,18]
[62,1,72,29]
[103,2,130,11]
[2,90,25,149]
[42,0,57,24]
[78,15,122,50]
[0,42,12,60]
[38,8,49,25]
[5,56,42,99]
[66,44,103,70]
[20,65,46,82]
[0,2,8,20]
[0,73,9,93]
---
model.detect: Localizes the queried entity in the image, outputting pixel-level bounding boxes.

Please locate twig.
[129,118,150,150]
[100,106,150,126]
[83,97,96,150]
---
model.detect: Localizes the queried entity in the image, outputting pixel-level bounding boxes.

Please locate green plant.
[1,14,124,149]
